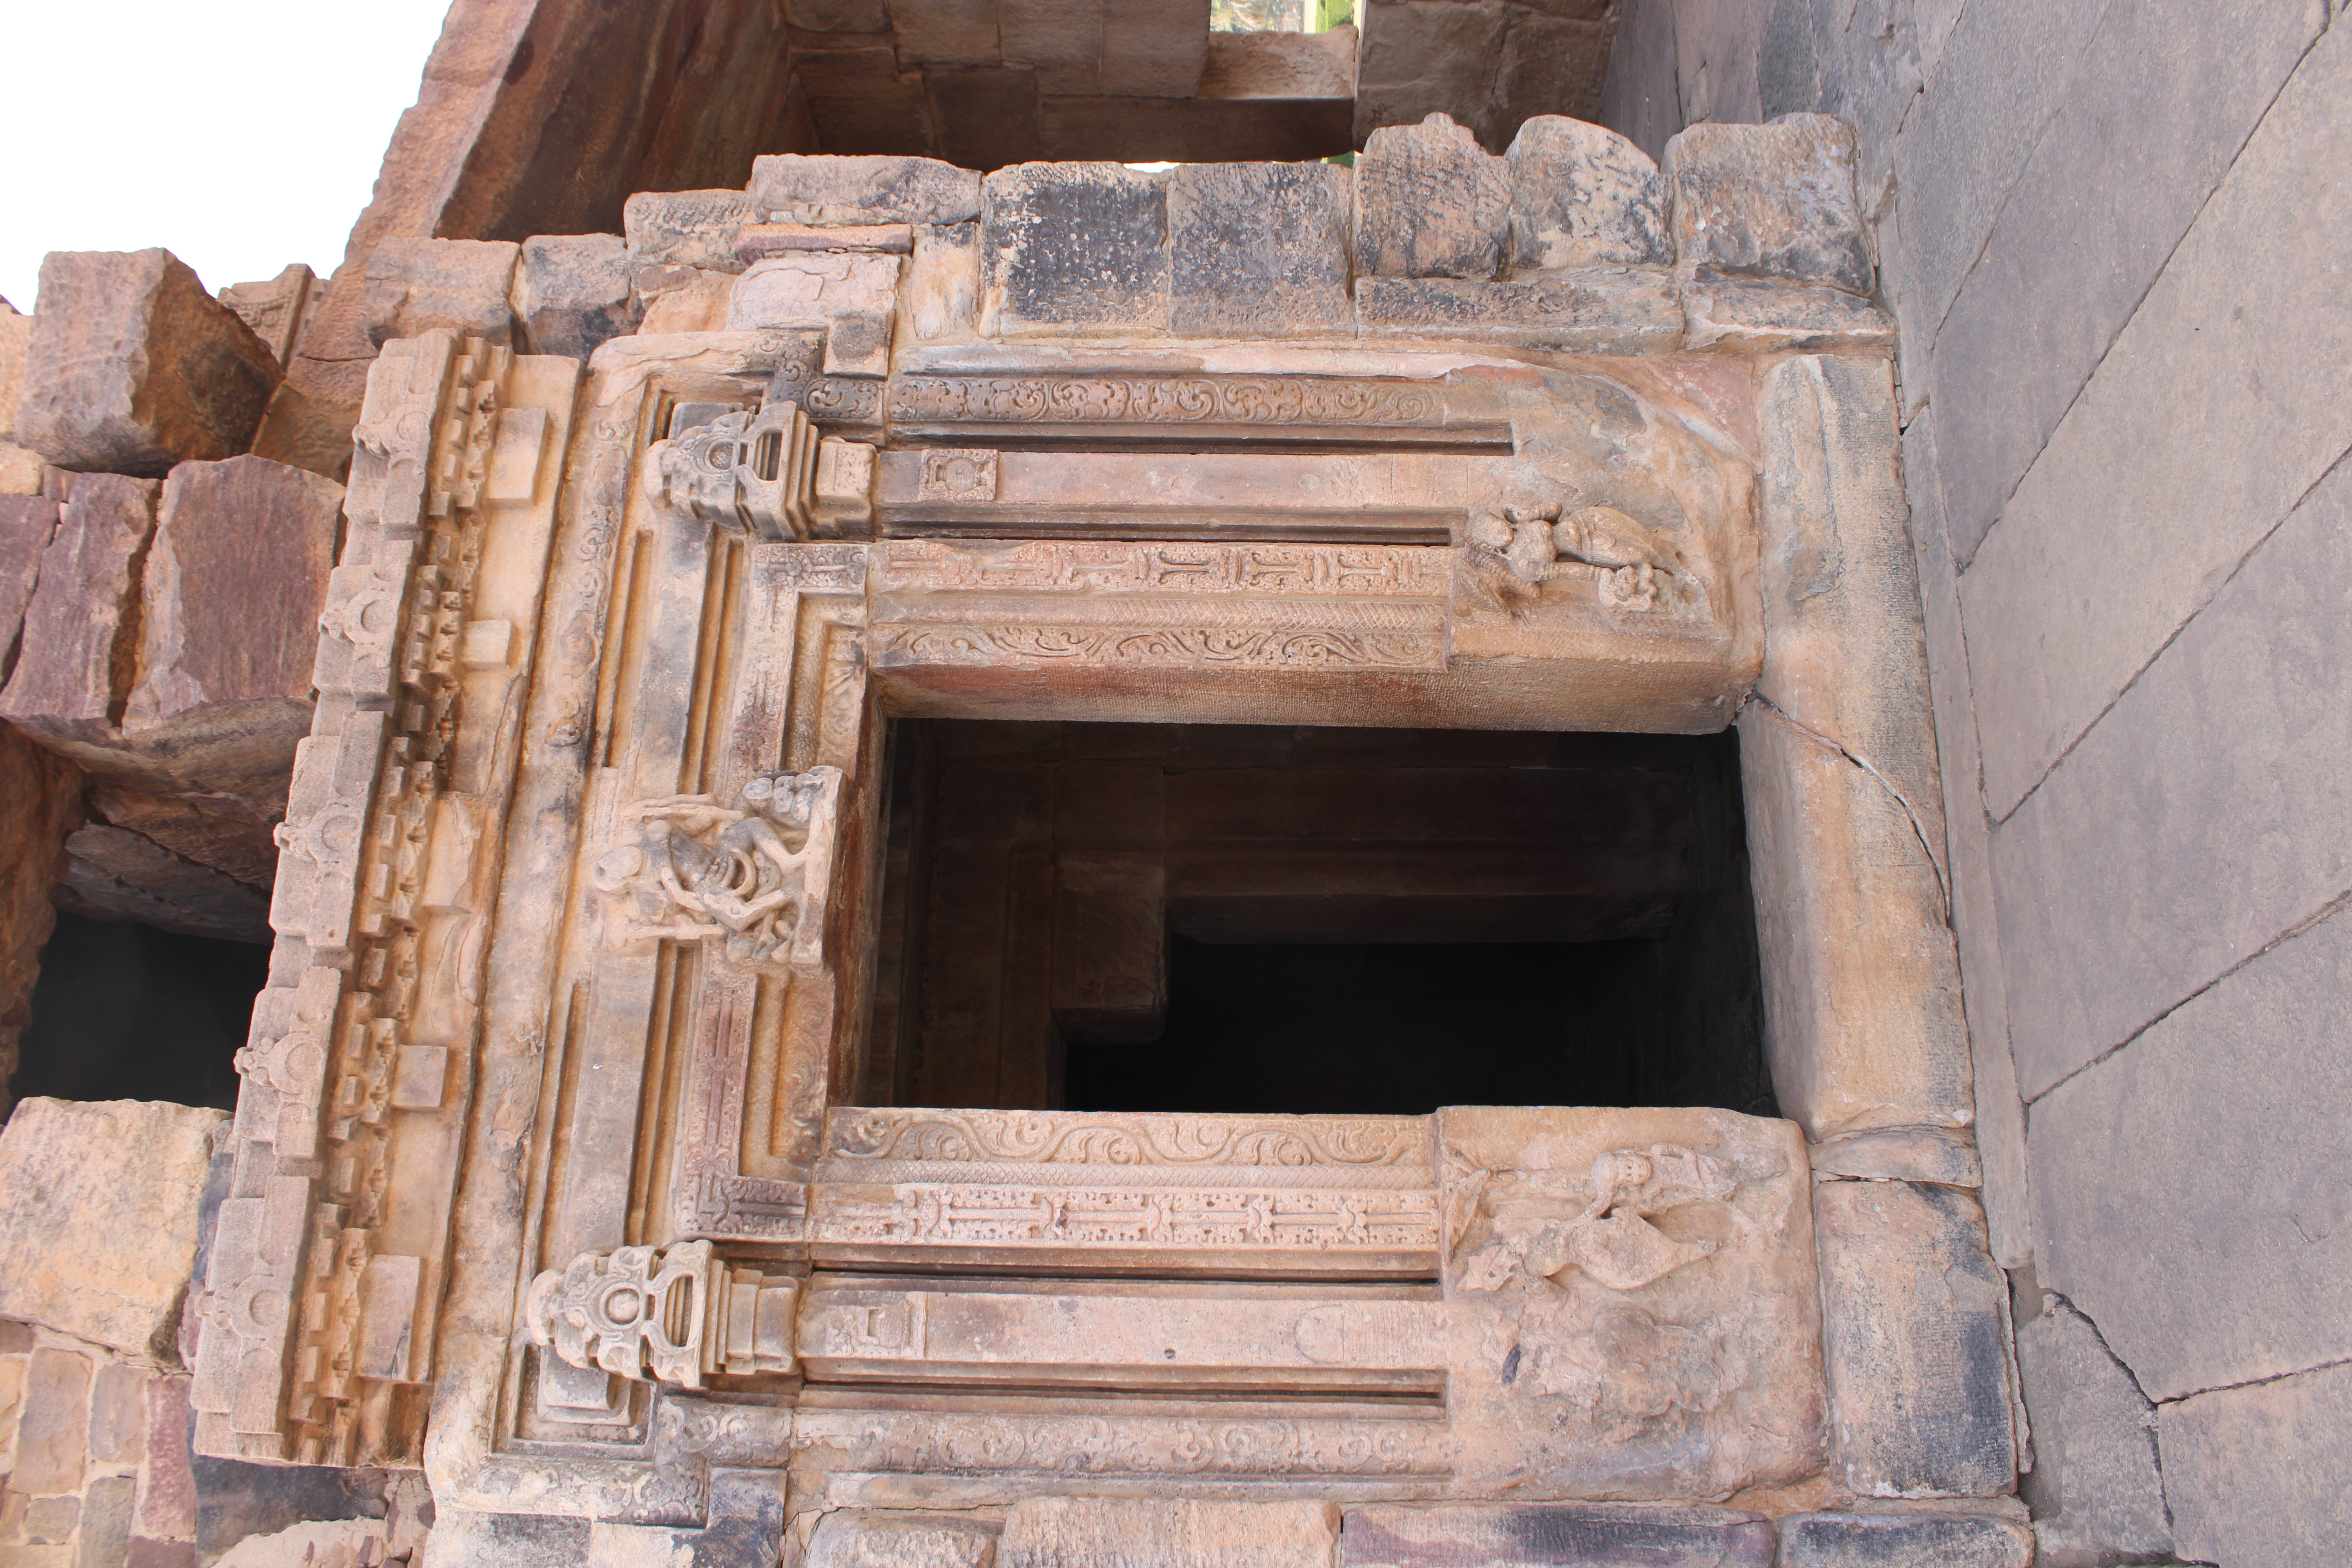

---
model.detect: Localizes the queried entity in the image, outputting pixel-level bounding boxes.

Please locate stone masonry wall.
[1604,4,2352,1563]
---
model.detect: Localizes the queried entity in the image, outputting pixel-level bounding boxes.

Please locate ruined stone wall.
[1604,4,2352,1561]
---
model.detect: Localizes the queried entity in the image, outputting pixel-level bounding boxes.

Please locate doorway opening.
[861,721,1769,1118]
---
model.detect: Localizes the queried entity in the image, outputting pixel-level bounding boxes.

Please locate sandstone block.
[981,164,1170,337]
[2013,1299,2172,1563]
[749,154,984,225]
[0,473,159,749]
[1807,1126,1980,1188]
[624,189,764,273]
[0,301,30,432]
[1341,1502,1774,1566]
[88,786,276,889]
[1681,276,1893,352]
[1506,116,1669,270]
[1355,272,1680,351]
[1201,25,1356,100]
[0,1098,227,1360]
[1099,0,1212,97]
[904,223,980,341]
[1356,112,1510,279]
[1665,114,1873,295]
[1000,0,1103,93]
[2160,1358,2352,1566]
[889,0,1001,66]
[1001,1498,1336,1568]
[514,234,639,359]
[138,1373,196,1541]
[216,263,319,368]
[127,1538,200,1568]
[0,494,58,684]
[725,254,904,335]
[636,269,735,335]
[0,445,39,494]
[785,0,888,26]
[1167,161,1352,337]
[14,1347,91,1494]
[0,725,77,1114]
[77,1475,137,1568]
[13,250,283,477]
[56,821,272,942]
[363,238,520,349]
[123,456,341,794]
[245,383,357,484]
[1812,1180,2015,1497]
[25,1492,80,1543]
[2026,900,2352,1403]
[89,1361,145,1462]
[805,1510,996,1568]
[1776,1507,2031,1566]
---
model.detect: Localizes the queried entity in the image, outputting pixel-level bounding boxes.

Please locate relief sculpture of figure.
[1466,501,1690,612]
[592,765,843,970]
[1457,1143,1736,1294]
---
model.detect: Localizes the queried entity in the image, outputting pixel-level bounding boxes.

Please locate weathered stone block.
[56,821,272,943]
[1167,161,1351,337]
[138,1374,196,1541]
[1777,1506,2031,1566]
[904,223,980,341]
[1681,275,1893,352]
[2013,1298,2172,1563]
[1000,0,1103,93]
[246,383,357,484]
[1745,357,1967,1140]
[981,164,1169,337]
[1436,1107,1827,1499]
[1356,272,1680,352]
[636,269,735,335]
[2160,1358,2352,1566]
[0,494,58,684]
[89,1361,146,1462]
[1356,112,1510,279]
[1665,114,1873,294]
[805,1510,997,1568]
[1001,1498,1337,1568]
[76,1475,137,1568]
[514,234,639,360]
[0,725,76,1114]
[0,474,159,750]
[725,254,904,334]
[1808,1126,1980,1188]
[89,787,275,890]
[749,154,984,226]
[1100,0,1212,97]
[1506,116,1669,270]
[14,1347,91,1494]
[0,304,44,488]
[889,0,1000,66]
[123,456,341,794]
[624,189,764,273]
[2027,900,2352,1404]
[1341,1502,1774,1566]
[216,263,319,368]
[416,1508,590,1568]
[0,1098,227,1360]
[13,250,283,477]
[363,238,520,349]
[1812,1180,2015,1497]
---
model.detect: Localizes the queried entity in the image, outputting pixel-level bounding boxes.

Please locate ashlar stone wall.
[1604,4,2352,1563]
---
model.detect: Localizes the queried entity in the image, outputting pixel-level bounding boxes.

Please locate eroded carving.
[1455,1144,1737,1293]
[1465,501,1696,613]
[829,1108,1428,1167]
[890,374,1448,428]
[591,766,843,970]
[642,401,817,541]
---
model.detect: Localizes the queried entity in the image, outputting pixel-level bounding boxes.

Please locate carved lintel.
[590,765,844,971]
[523,1241,799,1388]
[1465,501,1699,615]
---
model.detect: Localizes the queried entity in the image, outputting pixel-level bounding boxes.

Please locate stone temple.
[0,3,2342,1565]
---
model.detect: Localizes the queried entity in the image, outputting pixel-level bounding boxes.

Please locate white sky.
[0,2,450,310]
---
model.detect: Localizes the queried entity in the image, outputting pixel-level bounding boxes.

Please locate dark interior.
[12,909,267,1110]
[864,720,1772,1118]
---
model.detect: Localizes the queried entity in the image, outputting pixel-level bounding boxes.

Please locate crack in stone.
[1746,688,1953,920]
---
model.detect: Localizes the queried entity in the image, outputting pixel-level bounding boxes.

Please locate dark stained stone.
[1168,162,1352,337]
[1665,113,1873,294]
[981,163,1170,336]
[1777,1508,2031,1567]
[1354,112,1510,280]
[1341,1502,1775,1567]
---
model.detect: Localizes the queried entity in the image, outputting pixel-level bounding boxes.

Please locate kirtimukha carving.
[524,1241,799,1387]
[591,766,843,970]
[643,399,875,542]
